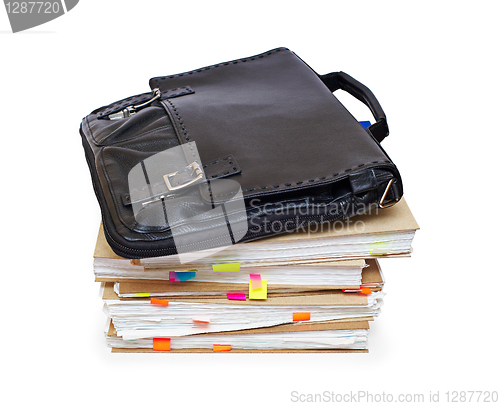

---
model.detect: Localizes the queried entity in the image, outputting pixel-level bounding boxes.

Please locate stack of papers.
[94,198,418,353]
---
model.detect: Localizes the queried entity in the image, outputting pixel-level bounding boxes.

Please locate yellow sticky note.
[175,269,197,273]
[249,280,267,300]
[131,292,150,297]
[212,263,240,272]
[369,241,390,256]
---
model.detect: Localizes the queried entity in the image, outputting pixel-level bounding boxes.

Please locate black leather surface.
[150,48,394,203]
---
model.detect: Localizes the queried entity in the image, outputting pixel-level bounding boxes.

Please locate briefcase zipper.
[102,212,345,259]
[108,88,161,120]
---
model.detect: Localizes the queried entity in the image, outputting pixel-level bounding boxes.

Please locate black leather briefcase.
[80,47,403,259]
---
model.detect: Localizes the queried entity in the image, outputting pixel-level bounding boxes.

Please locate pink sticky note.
[169,271,180,283]
[249,274,262,289]
[227,292,246,301]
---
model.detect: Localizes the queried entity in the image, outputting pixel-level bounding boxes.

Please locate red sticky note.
[153,338,171,351]
[150,298,169,306]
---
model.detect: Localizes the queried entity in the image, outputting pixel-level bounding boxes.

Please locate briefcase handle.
[320,71,389,143]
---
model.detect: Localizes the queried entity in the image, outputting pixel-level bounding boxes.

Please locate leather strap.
[97,86,194,119]
[320,72,389,143]
[121,155,241,206]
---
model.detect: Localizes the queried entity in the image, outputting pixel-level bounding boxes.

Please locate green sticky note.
[212,263,241,272]
[249,280,267,300]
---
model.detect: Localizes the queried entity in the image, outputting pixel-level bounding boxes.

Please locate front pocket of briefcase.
[85,104,176,147]
[86,98,192,233]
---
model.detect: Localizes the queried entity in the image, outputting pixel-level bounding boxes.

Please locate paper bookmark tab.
[369,241,390,256]
[227,292,246,301]
[175,271,197,281]
[169,271,180,283]
[212,263,241,272]
[150,298,169,306]
[153,338,171,351]
[342,288,372,295]
[168,271,196,282]
[213,344,231,352]
[293,312,311,322]
[193,317,211,324]
[249,280,267,300]
[359,120,372,130]
[249,274,262,289]
[131,292,150,297]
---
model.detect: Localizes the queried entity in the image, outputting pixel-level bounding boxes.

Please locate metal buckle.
[163,162,203,191]
[379,178,399,209]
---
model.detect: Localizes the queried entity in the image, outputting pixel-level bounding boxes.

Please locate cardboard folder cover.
[94,197,418,270]
[102,283,372,306]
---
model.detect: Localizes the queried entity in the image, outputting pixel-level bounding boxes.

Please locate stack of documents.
[95,198,418,353]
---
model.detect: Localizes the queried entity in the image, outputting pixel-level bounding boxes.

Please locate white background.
[1,1,499,404]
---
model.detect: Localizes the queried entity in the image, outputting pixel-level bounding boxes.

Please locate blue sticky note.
[175,271,197,281]
[359,121,372,130]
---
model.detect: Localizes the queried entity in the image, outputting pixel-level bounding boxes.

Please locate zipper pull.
[109,88,161,120]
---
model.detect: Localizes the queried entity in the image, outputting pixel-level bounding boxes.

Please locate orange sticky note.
[293,312,311,322]
[342,288,372,294]
[150,298,169,306]
[193,317,210,324]
[153,338,171,351]
[213,344,231,352]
